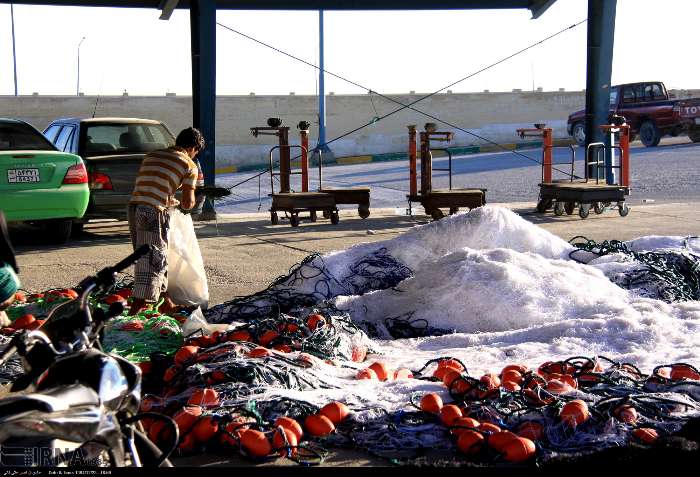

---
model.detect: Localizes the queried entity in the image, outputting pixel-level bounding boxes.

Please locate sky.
[0,0,698,97]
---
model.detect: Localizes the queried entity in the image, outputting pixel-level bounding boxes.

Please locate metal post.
[620,124,630,187]
[300,128,309,192]
[77,36,85,96]
[419,132,432,195]
[584,0,617,177]
[190,0,217,219]
[10,4,18,96]
[542,128,552,183]
[408,125,417,196]
[279,128,291,193]
[316,10,331,156]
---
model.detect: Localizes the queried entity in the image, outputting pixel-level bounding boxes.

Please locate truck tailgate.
[679,98,700,124]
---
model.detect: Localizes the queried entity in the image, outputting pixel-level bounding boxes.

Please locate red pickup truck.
[567,81,700,147]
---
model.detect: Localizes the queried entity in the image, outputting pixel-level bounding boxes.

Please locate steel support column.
[584,0,616,180]
[190,0,217,219]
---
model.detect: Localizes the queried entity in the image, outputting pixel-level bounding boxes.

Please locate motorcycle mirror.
[107,301,125,319]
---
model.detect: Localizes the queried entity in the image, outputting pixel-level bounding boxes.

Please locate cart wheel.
[449,207,459,215]
[358,205,370,219]
[270,211,279,225]
[554,202,565,216]
[564,202,575,215]
[310,210,317,222]
[290,214,300,227]
[536,198,552,213]
[579,204,591,219]
[618,203,630,217]
[594,202,605,215]
[330,210,340,225]
[431,209,445,221]
[322,210,330,219]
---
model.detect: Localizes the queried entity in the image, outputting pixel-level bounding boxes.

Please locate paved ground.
[214,137,700,214]
[11,201,700,307]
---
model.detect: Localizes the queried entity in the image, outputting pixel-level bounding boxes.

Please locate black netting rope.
[569,236,700,302]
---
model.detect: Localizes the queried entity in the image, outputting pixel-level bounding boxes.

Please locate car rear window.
[0,122,57,151]
[83,123,175,157]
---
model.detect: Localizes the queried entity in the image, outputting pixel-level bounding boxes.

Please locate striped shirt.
[129,146,198,210]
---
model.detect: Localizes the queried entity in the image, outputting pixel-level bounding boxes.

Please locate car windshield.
[83,123,175,157]
[0,122,57,151]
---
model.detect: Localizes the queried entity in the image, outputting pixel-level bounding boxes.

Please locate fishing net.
[569,236,700,302]
[102,315,184,363]
[205,247,412,324]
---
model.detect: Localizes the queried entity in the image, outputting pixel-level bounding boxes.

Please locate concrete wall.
[3,89,699,171]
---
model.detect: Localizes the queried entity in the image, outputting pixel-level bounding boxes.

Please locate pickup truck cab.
[43,118,204,234]
[567,81,700,147]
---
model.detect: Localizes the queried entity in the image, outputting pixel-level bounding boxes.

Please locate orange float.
[240,429,272,457]
[632,427,658,444]
[272,426,298,457]
[487,430,518,452]
[419,393,443,414]
[502,437,536,463]
[247,347,273,358]
[437,359,465,372]
[394,368,413,379]
[187,388,220,408]
[13,314,36,330]
[439,404,463,426]
[457,430,484,455]
[173,405,203,435]
[258,330,280,347]
[274,417,304,441]
[450,417,480,436]
[174,345,199,365]
[192,416,219,442]
[305,414,335,437]
[516,421,544,441]
[320,402,350,425]
[356,368,377,380]
[368,362,393,381]
[478,422,501,434]
[307,314,326,331]
[670,364,700,381]
[559,400,589,427]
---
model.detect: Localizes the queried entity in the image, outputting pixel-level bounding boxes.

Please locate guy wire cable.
[216,18,588,190]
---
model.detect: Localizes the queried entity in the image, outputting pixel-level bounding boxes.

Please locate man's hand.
[180,184,196,210]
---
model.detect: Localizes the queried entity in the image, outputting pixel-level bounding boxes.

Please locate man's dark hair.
[175,127,206,151]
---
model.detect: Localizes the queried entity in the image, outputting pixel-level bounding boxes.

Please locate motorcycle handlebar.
[111,244,151,275]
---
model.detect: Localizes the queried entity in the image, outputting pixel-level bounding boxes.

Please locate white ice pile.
[316,205,700,375]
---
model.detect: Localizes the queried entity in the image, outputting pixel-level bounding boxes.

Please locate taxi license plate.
[7,168,40,183]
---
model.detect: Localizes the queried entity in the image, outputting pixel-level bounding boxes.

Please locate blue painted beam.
[584,0,616,180]
[190,0,217,217]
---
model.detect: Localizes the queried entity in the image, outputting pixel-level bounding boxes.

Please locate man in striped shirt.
[127,127,205,315]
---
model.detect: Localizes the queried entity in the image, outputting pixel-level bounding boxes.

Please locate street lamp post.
[76,36,85,96]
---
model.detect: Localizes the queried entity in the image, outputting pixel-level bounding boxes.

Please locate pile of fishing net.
[137,347,700,467]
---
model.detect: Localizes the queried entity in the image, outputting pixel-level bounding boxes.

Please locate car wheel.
[640,120,661,147]
[44,219,72,244]
[688,128,700,143]
[572,122,586,146]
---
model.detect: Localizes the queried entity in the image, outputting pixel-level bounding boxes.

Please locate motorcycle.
[0,244,178,467]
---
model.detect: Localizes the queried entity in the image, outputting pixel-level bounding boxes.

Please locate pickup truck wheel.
[640,120,661,147]
[688,128,700,143]
[572,122,586,147]
[44,219,72,244]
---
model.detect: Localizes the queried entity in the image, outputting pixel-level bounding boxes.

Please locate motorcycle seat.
[0,384,99,418]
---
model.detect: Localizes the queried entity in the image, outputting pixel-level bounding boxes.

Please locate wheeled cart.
[521,120,631,220]
[406,124,486,220]
[252,118,338,227]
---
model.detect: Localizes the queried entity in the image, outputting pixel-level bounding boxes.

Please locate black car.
[42,117,205,234]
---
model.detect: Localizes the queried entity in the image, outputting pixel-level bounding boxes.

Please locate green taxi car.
[0,119,89,244]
